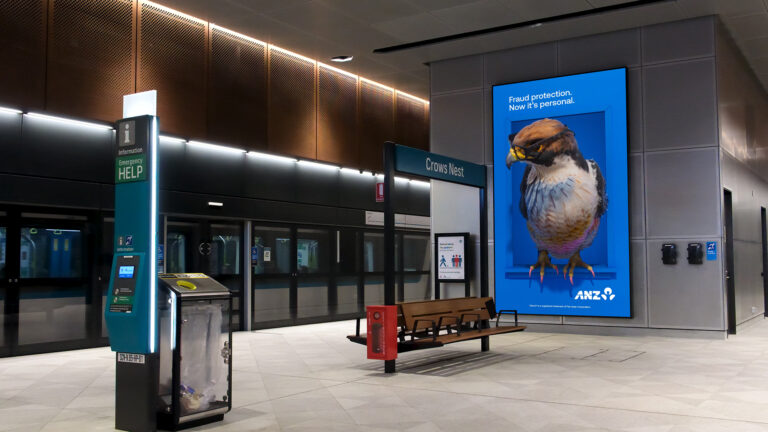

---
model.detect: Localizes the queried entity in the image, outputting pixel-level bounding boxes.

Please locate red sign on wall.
[375,182,384,202]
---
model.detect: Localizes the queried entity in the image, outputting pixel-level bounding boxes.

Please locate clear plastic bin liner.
[180,304,226,414]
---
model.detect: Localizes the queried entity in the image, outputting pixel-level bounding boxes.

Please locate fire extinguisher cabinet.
[157,273,232,430]
[366,305,398,361]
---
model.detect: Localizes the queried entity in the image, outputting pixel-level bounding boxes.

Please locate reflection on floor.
[2,319,768,431]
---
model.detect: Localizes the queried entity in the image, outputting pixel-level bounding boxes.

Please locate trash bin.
[157,273,232,430]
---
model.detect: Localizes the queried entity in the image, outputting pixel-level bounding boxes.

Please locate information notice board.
[435,233,470,283]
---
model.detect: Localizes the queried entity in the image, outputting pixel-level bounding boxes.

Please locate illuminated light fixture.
[362,171,373,176]
[247,151,297,163]
[319,62,358,80]
[269,44,317,65]
[341,167,365,175]
[0,106,22,115]
[159,135,186,144]
[188,140,246,154]
[297,160,339,171]
[395,176,410,183]
[141,0,207,25]
[360,77,393,93]
[396,90,430,105]
[26,112,114,130]
[330,55,353,63]
[530,22,543,28]
[411,180,431,188]
[208,201,224,207]
[211,24,266,46]
[149,116,158,353]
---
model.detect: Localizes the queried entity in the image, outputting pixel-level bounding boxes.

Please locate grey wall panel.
[294,164,342,207]
[642,16,715,64]
[430,55,483,94]
[243,155,297,203]
[629,153,645,239]
[485,42,556,87]
[557,29,641,75]
[20,117,113,183]
[0,174,103,209]
[647,238,724,330]
[0,112,22,174]
[564,240,648,327]
[338,170,377,211]
[430,90,484,164]
[628,68,643,153]
[399,182,431,216]
[643,59,717,151]
[157,138,187,193]
[645,148,721,238]
[182,145,246,197]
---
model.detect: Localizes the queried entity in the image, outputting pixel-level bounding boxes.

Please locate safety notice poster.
[436,234,467,282]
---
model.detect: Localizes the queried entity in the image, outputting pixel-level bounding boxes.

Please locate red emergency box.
[366,305,398,360]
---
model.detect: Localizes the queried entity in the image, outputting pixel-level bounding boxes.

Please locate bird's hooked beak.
[506,147,525,168]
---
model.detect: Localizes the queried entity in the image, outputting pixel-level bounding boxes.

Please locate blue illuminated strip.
[149,116,158,353]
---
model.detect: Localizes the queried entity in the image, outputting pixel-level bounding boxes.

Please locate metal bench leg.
[481,336,489,352]
[385,359,396,373]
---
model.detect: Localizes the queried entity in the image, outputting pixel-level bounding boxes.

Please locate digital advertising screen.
[492,68,630,318]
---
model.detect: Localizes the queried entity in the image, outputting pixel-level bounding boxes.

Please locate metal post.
[383,141,396,374]
[480,177,490,352]
[243,221,252,331]
[433,240,440,300]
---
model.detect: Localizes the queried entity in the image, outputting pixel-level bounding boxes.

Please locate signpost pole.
[479,180,490,352]
[383,141,396,374]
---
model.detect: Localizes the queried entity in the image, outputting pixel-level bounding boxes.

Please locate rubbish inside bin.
[180,303,227,414]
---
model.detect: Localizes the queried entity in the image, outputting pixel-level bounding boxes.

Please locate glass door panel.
[296,228,330,319]
[252,226,292,327]
[17,225,88,346]
[210,223,243,330]
[0,225,6,349]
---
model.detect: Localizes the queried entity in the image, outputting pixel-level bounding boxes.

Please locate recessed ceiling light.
[330,55,353,63]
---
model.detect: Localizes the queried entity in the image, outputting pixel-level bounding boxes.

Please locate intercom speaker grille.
[318,66,357,166]
[209,27,267,150]
[47,0,135,122]
[358,80,394,171]
[138,2,207,137]
[0,0,46,109]
[395,93,429,151]
[268,48,317,159]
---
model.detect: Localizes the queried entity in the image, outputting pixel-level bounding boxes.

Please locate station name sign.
[394,144,486,188]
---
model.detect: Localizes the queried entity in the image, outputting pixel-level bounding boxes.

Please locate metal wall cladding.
[208,27,267,150]
[47,0,135,123]
[395,93,429,152]
[0,0,46,109]
[137,2,206,137]
[358,80,395,172]
[268,48,317,159]
[317,65,357,166]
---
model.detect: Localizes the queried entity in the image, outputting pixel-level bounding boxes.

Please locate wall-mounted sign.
[376,182,384,202]
[394,145,486,188]
[492,68,630,318]
[435,233,469,282]
[706,241,717,261]
[264,247,272,262]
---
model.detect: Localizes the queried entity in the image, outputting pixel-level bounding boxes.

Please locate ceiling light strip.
[247,151,297,163]
[297,160,339,171]
[360,77,394,93]
[25,112,114,130]
[0,106,22,115]
[211,24,266,46]
[141,0,207,25]
[187,140,246,154]
[269,44,317,65]
[319,62,359,80]
[396,90,430,105]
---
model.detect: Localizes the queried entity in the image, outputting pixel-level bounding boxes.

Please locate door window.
[296,229,329,274]
[0,227,6,279]
[252,226,291,275]
[20,228,83,278]
[166,232,187,273]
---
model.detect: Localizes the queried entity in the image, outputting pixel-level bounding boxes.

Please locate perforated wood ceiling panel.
[317,66,357,166]
[358,80,394,172]
[268,48,317,159]
[0,0,46,109]
[395,93,429,151]
[47,0,135,122]
[208,27,267,149]
[138,2,207,137]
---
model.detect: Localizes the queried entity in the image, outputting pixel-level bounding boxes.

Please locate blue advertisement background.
[492,68,630,317]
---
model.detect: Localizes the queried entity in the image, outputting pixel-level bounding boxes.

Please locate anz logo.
[574,287,616,301]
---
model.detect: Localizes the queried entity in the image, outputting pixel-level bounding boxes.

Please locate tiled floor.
[2,319,768,431]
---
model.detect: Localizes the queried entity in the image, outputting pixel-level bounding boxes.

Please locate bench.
[347,297,525,353]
